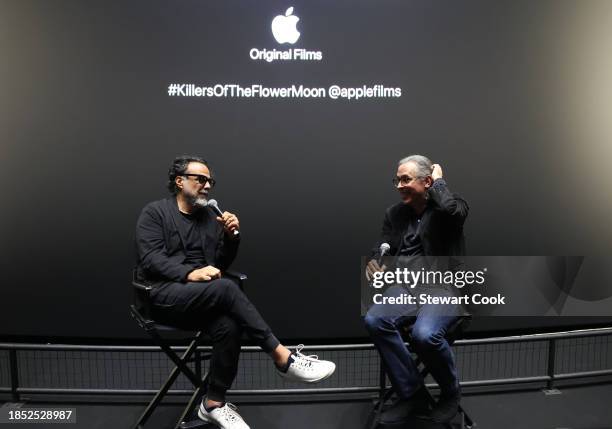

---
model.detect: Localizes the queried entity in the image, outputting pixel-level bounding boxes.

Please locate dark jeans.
[364,285,462,399]
[149,277,280,401]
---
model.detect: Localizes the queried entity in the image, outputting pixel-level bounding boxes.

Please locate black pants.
[149,277,280,401]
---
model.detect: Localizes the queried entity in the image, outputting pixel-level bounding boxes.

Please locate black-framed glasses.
[182,174,216,187]
[392,175,418,186]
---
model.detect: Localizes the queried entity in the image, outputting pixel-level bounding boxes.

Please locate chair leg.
[459,403,474,428]
[131,333,203,429]
[369,388,394,429]
[370,349,476,429]
[176,371,210,429]
[152,331,204,386]
[369,360,389,429]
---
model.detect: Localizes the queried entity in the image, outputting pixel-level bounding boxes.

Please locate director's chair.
[130,270,247,429]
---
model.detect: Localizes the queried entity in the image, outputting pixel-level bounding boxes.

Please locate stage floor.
[2,382,611,428]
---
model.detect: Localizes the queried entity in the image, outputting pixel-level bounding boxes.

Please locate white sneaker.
[277,344,336,383]
[197,402,250,429]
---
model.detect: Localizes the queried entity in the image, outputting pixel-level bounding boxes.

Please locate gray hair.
[398,155,433,178]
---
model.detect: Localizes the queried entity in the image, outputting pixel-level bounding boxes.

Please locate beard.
[186,193,208,209]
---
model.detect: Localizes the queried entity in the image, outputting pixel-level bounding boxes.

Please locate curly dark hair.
[167,155,210,194]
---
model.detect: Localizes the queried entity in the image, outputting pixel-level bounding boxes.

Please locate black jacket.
[372,179,468,268]
[135,197,239,284]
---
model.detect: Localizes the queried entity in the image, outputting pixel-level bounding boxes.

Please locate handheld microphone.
[207,199,240,236]
[378,242,390,265]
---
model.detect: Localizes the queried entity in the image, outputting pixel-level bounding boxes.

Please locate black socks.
[276,354,295,373]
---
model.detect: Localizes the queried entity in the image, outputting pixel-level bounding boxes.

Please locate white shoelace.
[293,344,320,368]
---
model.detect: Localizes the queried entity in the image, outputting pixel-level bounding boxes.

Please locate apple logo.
[271,7,300,44]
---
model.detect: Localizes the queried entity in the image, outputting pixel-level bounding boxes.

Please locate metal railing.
[1,326,611,401]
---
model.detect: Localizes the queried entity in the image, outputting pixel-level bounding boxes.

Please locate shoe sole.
[197,407,251,429]
[277,363,336,383]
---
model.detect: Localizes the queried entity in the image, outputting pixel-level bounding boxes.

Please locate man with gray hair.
[364,155,469,424]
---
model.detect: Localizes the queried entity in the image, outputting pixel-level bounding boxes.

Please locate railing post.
[378,358,386,400]
[546,338,556,390]
[9,349,20,402]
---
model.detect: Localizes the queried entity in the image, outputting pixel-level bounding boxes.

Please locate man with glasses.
[135,155,336,429]
[364,155,469,425]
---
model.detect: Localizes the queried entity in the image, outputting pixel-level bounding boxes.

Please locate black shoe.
[428,391,461,423]
[379,388,429,425]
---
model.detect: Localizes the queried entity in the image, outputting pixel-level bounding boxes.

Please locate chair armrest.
[132,268,153,292]
[224,270,248,282]
[224,270,247,291]
[132,280,152,291]
[132,270,153,305]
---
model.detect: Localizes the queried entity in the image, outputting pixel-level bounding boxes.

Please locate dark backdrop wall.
[2,0,612,340]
